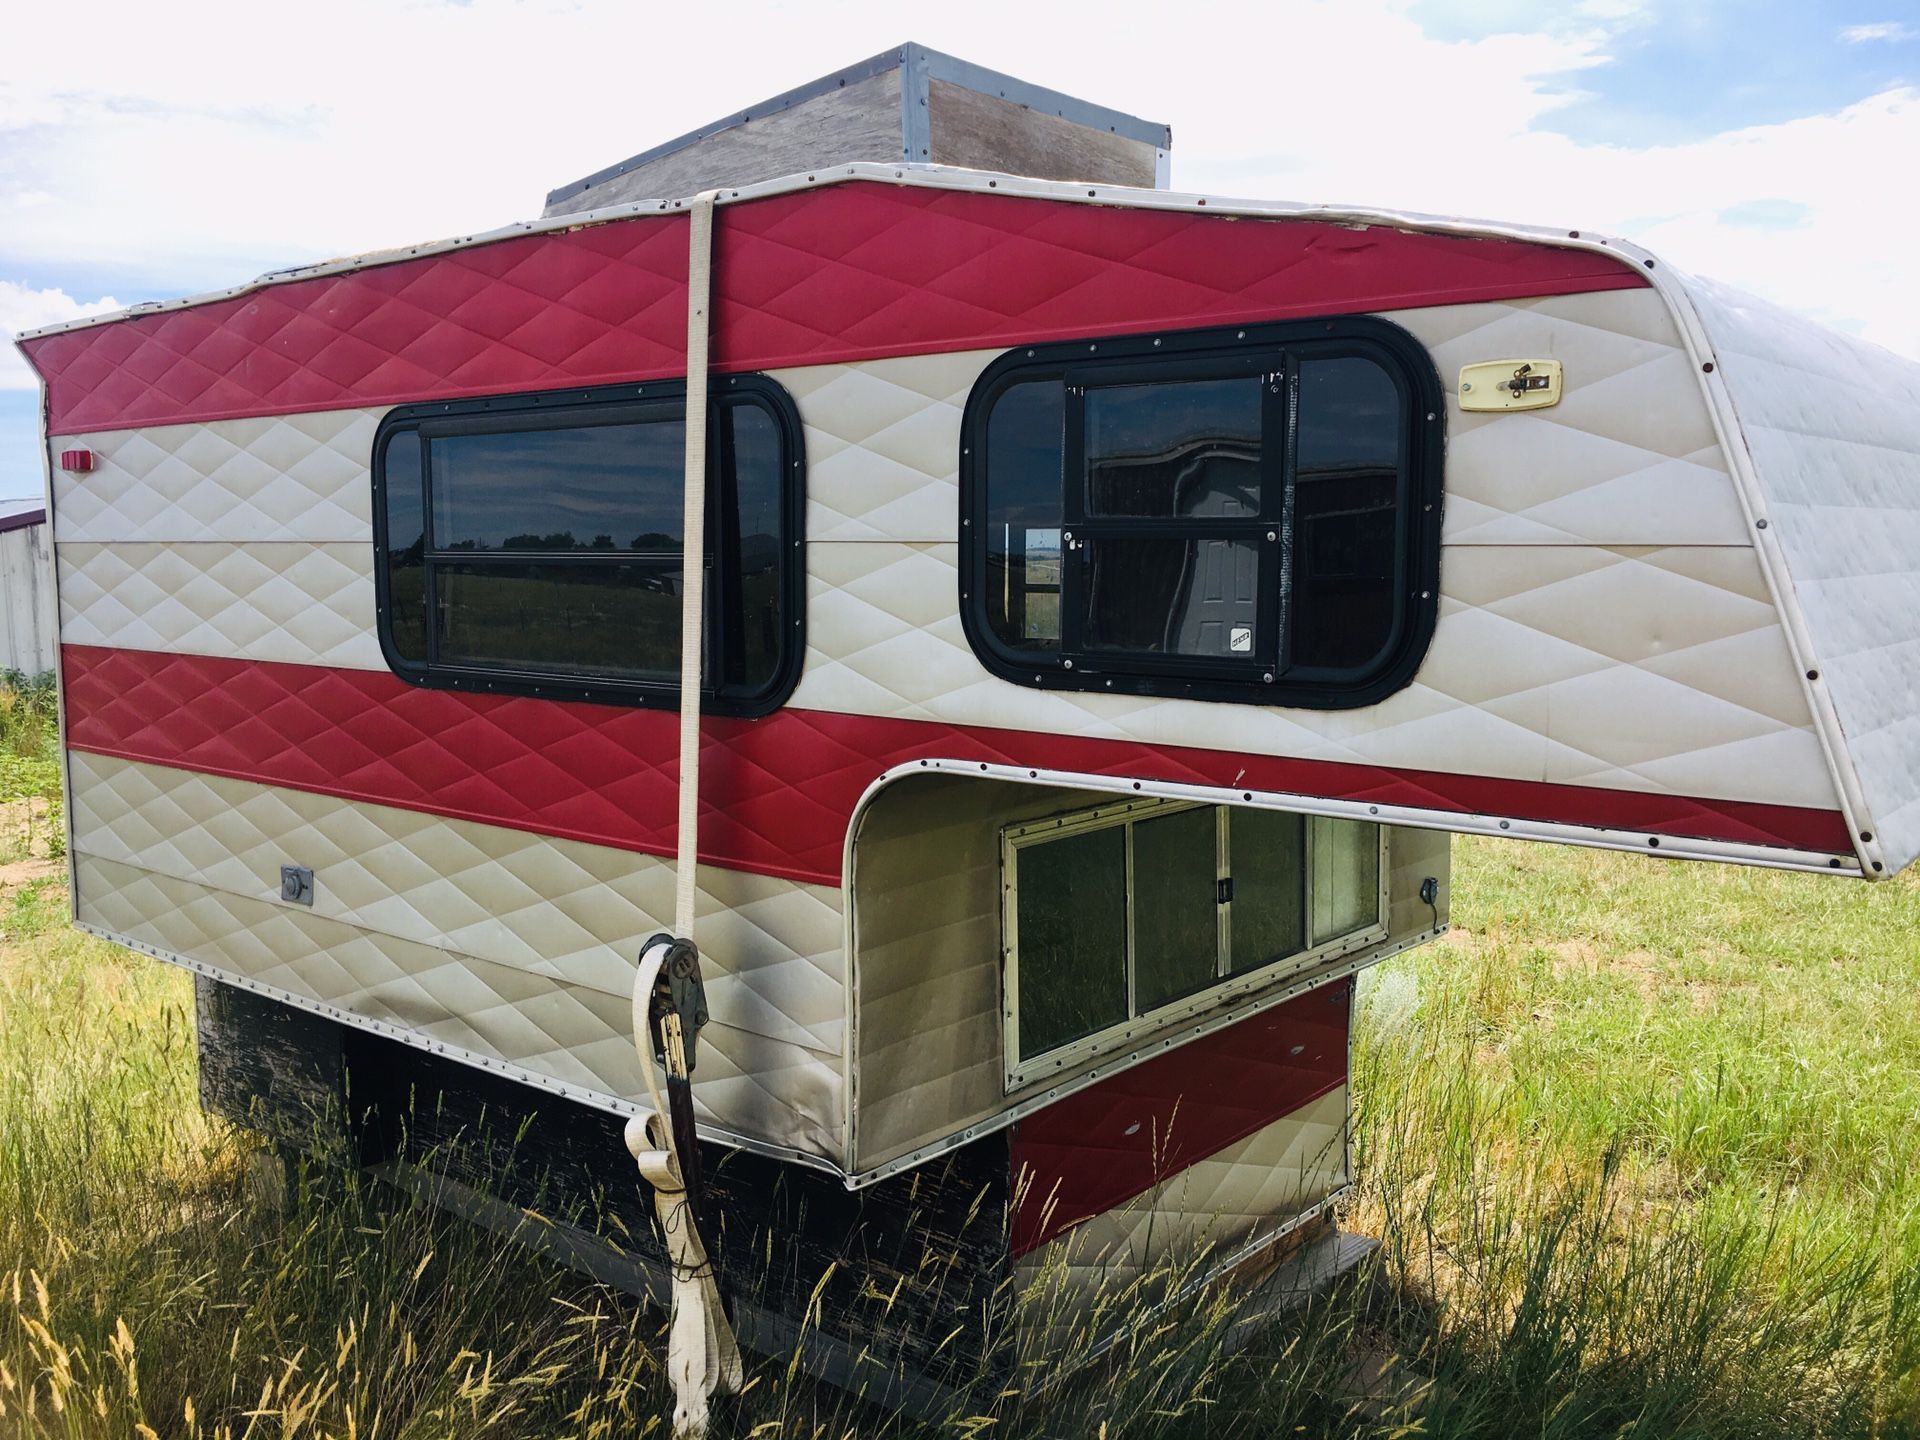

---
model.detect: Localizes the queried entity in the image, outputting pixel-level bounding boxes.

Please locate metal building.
[0,499,55,676]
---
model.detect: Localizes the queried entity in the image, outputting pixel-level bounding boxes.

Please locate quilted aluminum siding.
[52,291,1841,835]
[779,291,1838,822]
[1682,276,1920,876]
[51,410,388,671]
[67,751,847,1162]
[1013,1088,1349,1349]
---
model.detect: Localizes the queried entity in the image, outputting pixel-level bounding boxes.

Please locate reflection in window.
[725,403,785,696]
[984,381,1064,651]
[1015,825,1129,1056]
[1228,809,1305,974]
[1291,356,1403,672]
[376,384,798,708]
[1083,536,1259,658]
[1132,805,1219,1011]
[382,430,427,663]
[1086,376,1261,518]
[436,561,680,680]
[971,324,1428,703]
[1006,801,1385,1078]
[1313,812,1382,941]
[432,423,684,553]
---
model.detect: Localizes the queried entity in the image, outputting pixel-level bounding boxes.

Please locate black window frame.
[371,373,805,717]
[960,317,1444,709]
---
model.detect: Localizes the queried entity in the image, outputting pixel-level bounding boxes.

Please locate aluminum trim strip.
[854,759,1859,876]
[15,162,1651,345]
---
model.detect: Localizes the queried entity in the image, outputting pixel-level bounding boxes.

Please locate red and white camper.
[17,42,1920,1425]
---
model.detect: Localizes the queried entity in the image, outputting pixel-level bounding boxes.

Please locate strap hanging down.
[673,190,715,943]
[626,189,742,1440]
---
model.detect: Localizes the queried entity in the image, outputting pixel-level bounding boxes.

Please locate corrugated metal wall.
[1,516,56,675]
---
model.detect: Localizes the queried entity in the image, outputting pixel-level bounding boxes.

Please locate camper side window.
[964,319,1442,708]
[1001,800,1384,1087]
[372,377,803,714]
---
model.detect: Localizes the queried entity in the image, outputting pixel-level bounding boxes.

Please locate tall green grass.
[2,838,1917,1437]
[0,669,62,862]
[1346,844,1920,1438]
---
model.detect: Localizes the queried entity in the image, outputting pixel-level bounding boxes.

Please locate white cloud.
[0,0,1915,369]
[0,281,121,389]
[1840,21,1917,43]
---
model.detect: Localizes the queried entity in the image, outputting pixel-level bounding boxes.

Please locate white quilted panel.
[1015,1088,1348,1338]
[773,349,991,543]
[59,541,384,669]
[51,410,378,543]
[1420,292,1746,546]
[775,295,1748,557]
[1685,276,1920,874]
[69,756,846,1158]
[793,539,1833,809]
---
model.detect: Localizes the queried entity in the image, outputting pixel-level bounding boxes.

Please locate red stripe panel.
[21,218,692,435]
[1008,982,1351,1257]
[21,183,1646,435]
[61,647,1851,886]
[713,185,1645,374]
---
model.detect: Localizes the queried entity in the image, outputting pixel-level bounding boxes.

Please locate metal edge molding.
[856,759,1858,877]
[16,161,1651,345]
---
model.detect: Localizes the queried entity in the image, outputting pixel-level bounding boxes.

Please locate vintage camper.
[17,42,1920,1431]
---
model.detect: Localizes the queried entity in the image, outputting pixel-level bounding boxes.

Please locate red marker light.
[59,448,97,473]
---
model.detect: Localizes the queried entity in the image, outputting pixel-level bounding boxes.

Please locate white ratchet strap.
[625,943,742,1438]
[626,189,742,1440]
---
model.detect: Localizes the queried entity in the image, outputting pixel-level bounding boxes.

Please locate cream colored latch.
[1459,358,1563,412]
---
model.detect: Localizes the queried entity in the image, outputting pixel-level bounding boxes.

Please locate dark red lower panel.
[1008,983,1351,1256]
[61,646,1852,887]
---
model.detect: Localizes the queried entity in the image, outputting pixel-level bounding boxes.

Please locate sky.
[2,0,1918,498]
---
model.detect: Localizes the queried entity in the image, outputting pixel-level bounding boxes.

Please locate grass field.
[2,676,1917,1437]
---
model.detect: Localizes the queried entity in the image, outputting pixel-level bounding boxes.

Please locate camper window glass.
[1003,801,1386,1086]
[372,377,804,715]
[381,429,428,664]
[983,380,1065,652]
[964,319,1441,708]
[430,421,684,553]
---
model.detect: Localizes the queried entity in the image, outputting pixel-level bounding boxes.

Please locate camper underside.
[197,974,1367,1411]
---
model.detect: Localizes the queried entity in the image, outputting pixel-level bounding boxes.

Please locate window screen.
[964,319,1440,708]
[373,378,802,714]
[1005,802,1384,1083]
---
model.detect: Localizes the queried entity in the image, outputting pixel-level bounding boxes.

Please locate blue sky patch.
[1718,197,1815,228]
[1411,1,1917,146]
[0,392,45,503]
